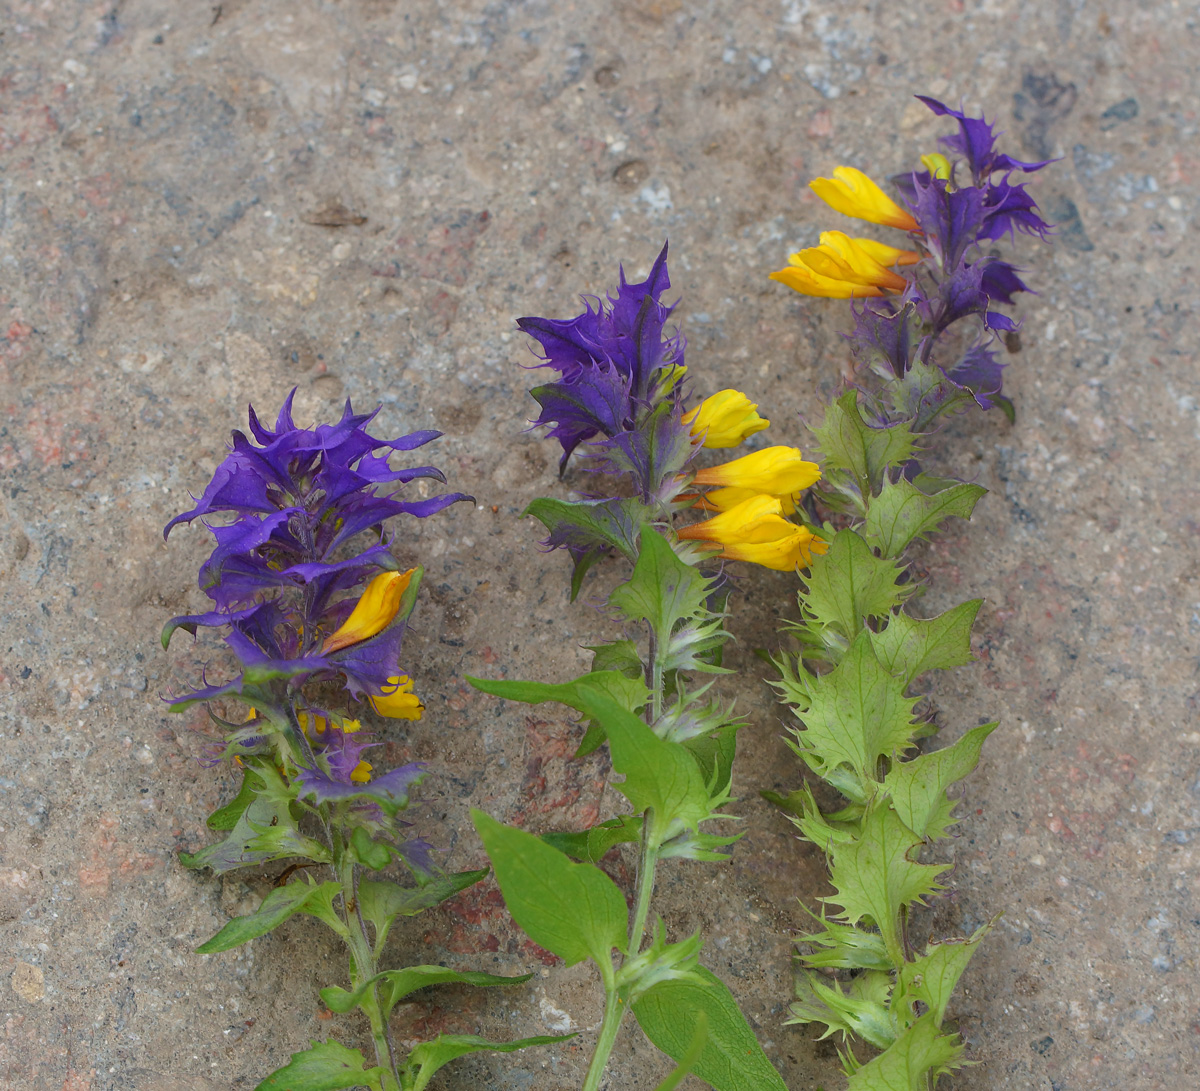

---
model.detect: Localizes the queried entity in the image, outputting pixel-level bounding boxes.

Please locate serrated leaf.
[871,601,982,689]
[321,965,532,1018]
[812,390,918,497]
[207,769,260,831]
[796,910,892,973]
[826,803,950,967]
[542,814,643,862]
[254,1039,386,1091]
[581,692,711,847]
[787,632,920,792]
[180,793,314,875]
[801,530,911,644]
[682,725,738,797]
[196,879,342,954]
[883,723,997,840]
[863,477,985,558]
[897,921,992,1027]
[632,965,788,1091]
[588,639,645,678]
[524,496,644,599]
[789,970,896,1050]
[471,810,628,967]
[351,826,392,870]
[845,1012,965,1091]
[405,1033,573,1091]
[609,526,713,646]
[467,670,650,756]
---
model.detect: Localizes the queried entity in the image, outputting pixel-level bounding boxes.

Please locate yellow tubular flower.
[681,390,770,449]
[692,446,821,496]
[809,166,921,232]
[770,232,920,299]
[701,484,799,516]
[369,675,425,720]
[677,494,826,571]
[322,569,415,654]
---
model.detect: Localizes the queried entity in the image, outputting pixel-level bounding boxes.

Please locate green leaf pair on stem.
[469,523,785,1091]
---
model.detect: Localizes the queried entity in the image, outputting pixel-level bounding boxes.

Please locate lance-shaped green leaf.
[582,692,711,847]
[845,1012,966,1091]
[608,526,715,646]
[796,909,892,973]
[896,921,992,1027]
[195,879,343,954]
[255,1039,387,1091]
[359,870,487,951]
[653,1013,709,1091]
[467,670,650,756]
[862,477,985,558]
[870,600,982,689]
[632,965,788,1091]
[403,1033,574,1091]
[321,965,533,1018]
[883,722,998,841]
[789,970,896,1050]
[542,814,642,862]
[825,802,950,968]
[799,530,911,646]
[471,809,628,967]
[786,632,920,791]
[206,769,260,831]
[812,390,918,497]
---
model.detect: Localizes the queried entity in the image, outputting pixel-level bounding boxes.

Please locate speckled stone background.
[1,2,1197,1089]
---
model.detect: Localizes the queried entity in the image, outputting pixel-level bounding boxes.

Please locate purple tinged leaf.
[944,343,1006,410]
[917,96,1053,183]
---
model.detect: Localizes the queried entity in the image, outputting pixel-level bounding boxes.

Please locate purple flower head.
[163,394,471,715]
[517,243,693,495]
[917,97,1053,185]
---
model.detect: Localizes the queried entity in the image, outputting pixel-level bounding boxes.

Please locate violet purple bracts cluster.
[162,392,469,814]
[518,242,693,501]
[772,96,1052,432]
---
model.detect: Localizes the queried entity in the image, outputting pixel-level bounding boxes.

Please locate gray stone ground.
[1,1,1197,1089]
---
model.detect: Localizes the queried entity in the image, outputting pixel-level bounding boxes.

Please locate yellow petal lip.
[323,569,415,654]
[691,446,821,495]
[809,166,921,233]
[350,760,373,784]
[682,389,771,449]
[677,494,827,571]
[702,484,799,516]
[369,675,425,720]
[721,527,827,571]
[769,263,880,300]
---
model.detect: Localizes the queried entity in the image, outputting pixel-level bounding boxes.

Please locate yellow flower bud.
[681,390,770,449]
[368,675,425,720]
[323,569,414,654]
[809,166,920,232]
[920,153,952,181]
[691,446,821,496]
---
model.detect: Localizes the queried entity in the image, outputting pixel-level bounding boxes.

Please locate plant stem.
[628,809,659,954]
[581,964,624,1091]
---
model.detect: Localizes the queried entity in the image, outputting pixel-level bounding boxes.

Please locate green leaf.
[207,769,260,831]
[471,809,628,967]
[786,632,920,791]
[255,1039,386,1091]
[542,814,643,863]
[789,970,896,1050]
[405,1033,573,1091]
[800,530,911,644]
[796,910,892,973]
[826,803,950,967]
[653,1013,709,1091]
[180,793,320,875]
[870,600,982,689]
[863,477,985,558]
[588,639,645,678]
[632,965,788,1091]
[321,964,533,1018]
[351,826,392,871]
[524,496,645,599]
[897,921,992,1027]
[845,1012,965,1091]
[812,390,918,497]
[359,870,487,953]
[609,525,713,646]
[584,693,711,846]
[466,670,650,756]
[196,879,340,954]
[682,724,738,797]
[883,723,998,840]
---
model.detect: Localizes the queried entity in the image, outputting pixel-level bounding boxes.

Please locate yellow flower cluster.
[770,167,920,299]
[680,392,825,571]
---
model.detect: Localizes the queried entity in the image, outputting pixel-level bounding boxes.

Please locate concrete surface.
[1,1,1197,1089]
